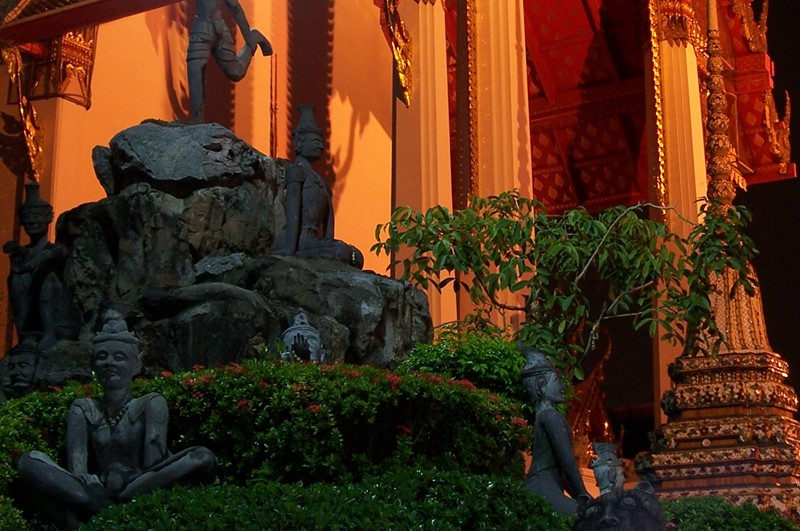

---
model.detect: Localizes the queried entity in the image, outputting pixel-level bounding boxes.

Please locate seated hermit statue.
[16,310,217,528]
[3,182,77,350]
[273,106,364,269]
[521,344,590,514]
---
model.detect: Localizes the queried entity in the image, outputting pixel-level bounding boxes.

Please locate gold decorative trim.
[731,0,767,53]
[655,0,705,49]
[1,43,43,183]
[382,0,413,107]
[648,0,667,210]
[452,0,477,208]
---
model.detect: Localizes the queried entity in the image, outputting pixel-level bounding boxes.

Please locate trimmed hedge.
[0,360,530,493]
[663,496,795,530]
[83,467,573,530]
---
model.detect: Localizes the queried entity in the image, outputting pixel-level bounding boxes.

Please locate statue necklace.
[103,393,132,429]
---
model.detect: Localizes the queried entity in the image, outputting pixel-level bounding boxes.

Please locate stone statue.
[4,338,40,399]
[574,443,666,530]
[187,0,272,123]
[281,311,325,363]
[3,182,77,350]
[273,106,364,269]
[521,344,590,515]
[16,309,217,529]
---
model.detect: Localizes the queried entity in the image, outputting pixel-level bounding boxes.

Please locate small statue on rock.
[3,338,40,400]
[574,442,666,531]
[188,0,273,123]
[3,182,78,350]
[280,311,326,363]
[273,106,365,268]
[16,309,218,529]
[520,344,590,515]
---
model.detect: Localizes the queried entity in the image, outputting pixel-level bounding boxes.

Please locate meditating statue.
[3,182,77,350]
[575,442,666,530]
[188,0,272,123]
[521,344,590,515]
[281,311,325,363]
[16,309,217,529]
[273,106,364,269]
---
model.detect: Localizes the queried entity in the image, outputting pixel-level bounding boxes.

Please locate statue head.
[520,344,564,405]
[591,442,625,496]
[18,183,54,239]
[7,338,39,393]
[92,309,142,389]
[292,106,324,161]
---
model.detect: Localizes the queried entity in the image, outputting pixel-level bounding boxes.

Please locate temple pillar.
[394,0,457,326]
[474,0,532,198]
[646,0,708,425]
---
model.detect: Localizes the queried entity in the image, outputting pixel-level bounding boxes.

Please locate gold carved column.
[647,0,708,424]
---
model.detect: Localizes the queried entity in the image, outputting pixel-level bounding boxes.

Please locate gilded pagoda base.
[644,350,800,523]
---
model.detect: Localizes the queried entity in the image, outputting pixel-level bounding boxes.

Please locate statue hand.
[2,240,20,255]
[292,336,311,360]
[78,473,103,487]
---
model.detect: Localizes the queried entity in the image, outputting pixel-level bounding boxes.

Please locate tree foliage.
[373,191,756,381]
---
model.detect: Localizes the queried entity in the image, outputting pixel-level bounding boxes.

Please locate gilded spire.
[704,0,737,207]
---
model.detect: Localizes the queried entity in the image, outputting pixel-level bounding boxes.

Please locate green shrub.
[400,333,527,405]
[0,360,530,502]
[663,496,795,530]
[83,467,573,530]
[0,496,28,530]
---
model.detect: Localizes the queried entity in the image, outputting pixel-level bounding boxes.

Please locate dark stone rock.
[56,122,432,373]
[94,121,273,198]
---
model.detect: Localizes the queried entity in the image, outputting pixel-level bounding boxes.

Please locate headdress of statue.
[292,106,322,138]
[19,182,54,221]
[520,344,556,379]
[93,309,139,347]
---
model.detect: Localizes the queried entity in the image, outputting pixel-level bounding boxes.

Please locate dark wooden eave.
[0,0,180,43]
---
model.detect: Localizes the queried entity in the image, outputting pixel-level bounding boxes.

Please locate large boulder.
[57,121,432,372]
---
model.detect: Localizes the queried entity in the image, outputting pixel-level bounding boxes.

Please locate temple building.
[1,0,798,516]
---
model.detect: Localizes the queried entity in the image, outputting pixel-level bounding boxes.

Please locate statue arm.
[324,194,335,240]
[541,410,589,499]
[142,394,170,470]
[66,401,90,475]
[281,165,305,253]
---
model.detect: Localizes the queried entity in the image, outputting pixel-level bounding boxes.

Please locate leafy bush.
[400,333,527,405]
[663,496,795,530]
[83,467,573,530]
[0,361,530,504]
[0,496,28,530]
[374,191,758,380]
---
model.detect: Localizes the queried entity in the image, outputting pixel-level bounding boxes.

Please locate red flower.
[386,373,402,390]
[198,374,215,385]
[455,379,477,391]
[307,404,321,414]
[226,362,245,375]
[487,394,500,403]
[258,380,269,389]
[341,369,361,378]
[160,370,173,378]
[511,417,528,428]
[192,364,205,371]
[292,383,311,393]
[236,399,251,410]
[396,424,412,435]
[181,375,196,387]
[192,391,205,399]
[495,414,505,422]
